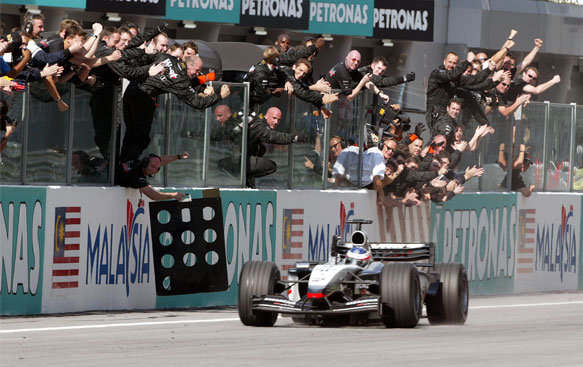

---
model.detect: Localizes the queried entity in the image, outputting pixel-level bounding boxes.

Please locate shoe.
[246,177,256,189]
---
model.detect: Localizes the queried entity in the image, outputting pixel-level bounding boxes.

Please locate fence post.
[569,103,577,192]
[322,104,332,190]
[542,101,550,191]
[21,88,30,184]
[241,82,250,188]
[202,101,211,188]
[163,94,171,186]
[66,85,76,185]
[287,95,295,189]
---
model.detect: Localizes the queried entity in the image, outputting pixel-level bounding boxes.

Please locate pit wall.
[1,186,581,315]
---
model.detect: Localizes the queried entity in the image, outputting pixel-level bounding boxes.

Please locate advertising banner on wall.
[0,186,46,315]
[372,0,434,41]
[431,193,518,295]
[86,0,166,16]
[239,0,309,29]
[166,0,240,23]
[276,190,376,277]
[1,0,85,7]
[308,0,374,37]
[376,201,431,243]
[41,187,157,313]
[514,193,580,293]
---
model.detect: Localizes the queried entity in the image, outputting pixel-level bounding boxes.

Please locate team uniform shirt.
[504,78,528,103]
[140,54,219,109]
[325,62,363,91]
[115,159,149,189]
[333,146,385,187]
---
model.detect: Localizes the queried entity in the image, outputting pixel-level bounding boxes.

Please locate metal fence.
[1,82,581,192]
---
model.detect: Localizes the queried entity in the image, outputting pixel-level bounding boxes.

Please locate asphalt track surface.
[2,291,583,367]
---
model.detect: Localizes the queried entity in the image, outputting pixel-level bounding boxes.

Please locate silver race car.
[238,219,468,328]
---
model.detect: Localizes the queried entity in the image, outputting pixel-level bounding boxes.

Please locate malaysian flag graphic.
[517,209,536,274]
[52,207,81,289]
[281,209,304,278]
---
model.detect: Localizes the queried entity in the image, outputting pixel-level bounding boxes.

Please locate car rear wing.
[334,240,435,263]
[370,242,435,263]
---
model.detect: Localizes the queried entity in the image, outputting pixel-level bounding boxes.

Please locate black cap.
[303,35,316,44]
[6,32,22,48]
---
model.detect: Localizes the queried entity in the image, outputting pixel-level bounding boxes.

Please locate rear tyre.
[426,263,468,325]
[380,263,422,328]
[238,261,280,326]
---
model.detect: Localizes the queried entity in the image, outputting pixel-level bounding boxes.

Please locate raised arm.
[522,75,560,95]
[516,38,543,75]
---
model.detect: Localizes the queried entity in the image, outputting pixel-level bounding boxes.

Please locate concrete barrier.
[1,186,581,315]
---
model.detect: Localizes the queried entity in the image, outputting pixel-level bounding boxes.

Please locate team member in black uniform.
[244,46,287,110]
[425,51,474,132]
[89,25,165,160]
[284,58,338,118]
[325,51,390,101]
[246,107,307,188]
[275,37,325,67]
[116,152,188,201]
[120,54,230,162]
[358,56,415,88]
[325,50,364,92]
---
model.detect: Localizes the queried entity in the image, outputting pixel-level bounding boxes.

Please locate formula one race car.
[238,219,468,328]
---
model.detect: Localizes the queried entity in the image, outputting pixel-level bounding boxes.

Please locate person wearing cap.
[116,152,188,201]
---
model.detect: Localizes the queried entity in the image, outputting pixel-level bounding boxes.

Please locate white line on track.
[0,317,240,334]
[470,300,583,310]
[2,300,583,334]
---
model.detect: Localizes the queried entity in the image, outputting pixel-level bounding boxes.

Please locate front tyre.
[238,261,280,326]
[426,263,468,325]
[380,263,422,328]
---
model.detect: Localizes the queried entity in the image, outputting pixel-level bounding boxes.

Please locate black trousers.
[119,85,156,162]
[247,155,277,178]
[89,81,115,159]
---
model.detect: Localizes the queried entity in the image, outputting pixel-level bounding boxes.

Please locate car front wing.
[252,295,380,315]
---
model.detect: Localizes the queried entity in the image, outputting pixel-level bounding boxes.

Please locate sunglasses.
[383,145,395,152]
[330,142,341,149]
[501,82,509,87]
[526,73,537,80]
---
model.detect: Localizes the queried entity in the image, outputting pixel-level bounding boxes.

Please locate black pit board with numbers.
[149,196,228,296]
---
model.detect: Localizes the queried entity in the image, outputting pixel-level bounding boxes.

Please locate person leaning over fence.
[120,54,230,162]
[283,58,339,119]
[116,152,188,201]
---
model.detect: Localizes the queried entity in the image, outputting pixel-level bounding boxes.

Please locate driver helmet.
[346,246,372,267]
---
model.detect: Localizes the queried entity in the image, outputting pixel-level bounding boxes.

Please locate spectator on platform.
[304,135,345,182]
[0,100,17,155]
